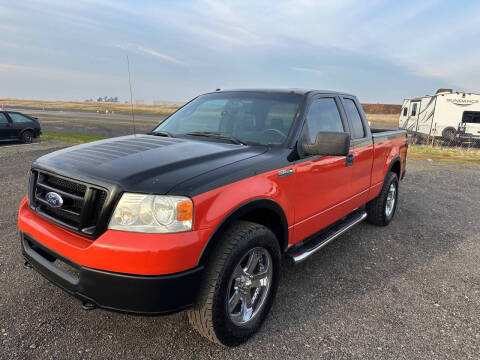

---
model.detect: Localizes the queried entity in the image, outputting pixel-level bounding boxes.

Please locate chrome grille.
[29,170,108,237]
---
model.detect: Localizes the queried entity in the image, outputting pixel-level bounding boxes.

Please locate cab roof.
[205,88,354,97]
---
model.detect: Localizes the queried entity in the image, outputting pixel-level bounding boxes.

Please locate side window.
[411,103,418,116]
[0,113,8,124]
[462,111,480,124]
[304,98,344,144]
[8,112,32,123]
[343,98,365,139]
[403,107,408,116]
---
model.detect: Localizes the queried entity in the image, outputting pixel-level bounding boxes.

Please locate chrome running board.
[287,210,367,264]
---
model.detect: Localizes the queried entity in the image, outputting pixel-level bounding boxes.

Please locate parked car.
[18,89,407,346]
[0,111,41,143]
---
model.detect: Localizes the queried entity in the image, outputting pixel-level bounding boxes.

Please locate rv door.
[409,101,421,132]
[410,101,420,119]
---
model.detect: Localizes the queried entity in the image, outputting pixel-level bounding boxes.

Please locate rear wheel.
[21,130,33,144]
[187,221,281,346]
[366,172,399,226]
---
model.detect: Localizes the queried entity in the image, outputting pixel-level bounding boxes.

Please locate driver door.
[0,112,13,139]
[292,96,354,243]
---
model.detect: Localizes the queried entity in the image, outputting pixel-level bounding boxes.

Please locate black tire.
[442,127,456,142]
[187,221,281,346]
[21,130,33,144]
[366,172,399,226]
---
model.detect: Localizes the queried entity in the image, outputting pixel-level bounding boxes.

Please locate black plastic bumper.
[21,232,204,314]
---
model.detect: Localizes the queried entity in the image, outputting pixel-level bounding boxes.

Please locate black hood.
[34,135,267,194]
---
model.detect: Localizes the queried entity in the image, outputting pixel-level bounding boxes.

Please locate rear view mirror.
[303,131,350,156]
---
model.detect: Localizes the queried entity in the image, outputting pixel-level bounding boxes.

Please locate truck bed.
[371,128,407,143]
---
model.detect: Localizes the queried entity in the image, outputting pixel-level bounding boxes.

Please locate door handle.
[346,153,354,167]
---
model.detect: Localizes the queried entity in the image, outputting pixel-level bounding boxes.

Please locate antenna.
[126,55,136,136]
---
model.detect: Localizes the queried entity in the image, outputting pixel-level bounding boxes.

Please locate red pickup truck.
[18,89,407,346]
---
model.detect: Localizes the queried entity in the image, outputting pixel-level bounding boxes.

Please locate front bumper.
[18,197,211,275]
[21,232,204,314]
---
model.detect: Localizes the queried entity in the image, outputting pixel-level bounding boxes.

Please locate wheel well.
[390,160,401,179]
[197,201,288,266]
[442,126,456,134]
[240,208,285,249]
[21,129,34,135]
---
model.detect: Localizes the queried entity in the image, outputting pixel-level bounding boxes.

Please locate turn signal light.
[177,200,193,221]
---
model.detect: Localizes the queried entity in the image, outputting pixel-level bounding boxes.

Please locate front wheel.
[187,221,281,346]
[366,171,399,226]
[21,130,33,144]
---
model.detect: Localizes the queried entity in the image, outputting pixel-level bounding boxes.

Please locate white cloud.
[191,0,480,92]
[116,44,185,65]
[0,63,122,83]
[292,67,322,77]
[0,62,129,100]
[3,0,480,99]
[144,1,268,48]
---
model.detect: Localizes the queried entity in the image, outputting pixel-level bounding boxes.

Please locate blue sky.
[1,0,479,104]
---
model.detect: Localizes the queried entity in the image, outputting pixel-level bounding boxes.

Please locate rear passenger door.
[292,96,355,243]
[340,97,374,207]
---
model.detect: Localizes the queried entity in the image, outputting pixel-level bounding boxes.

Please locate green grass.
[409,145,480,164]
[41,132,107,144]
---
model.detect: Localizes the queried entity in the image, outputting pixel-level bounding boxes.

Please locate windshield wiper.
[186,131,245,145]
[150,130,174,138]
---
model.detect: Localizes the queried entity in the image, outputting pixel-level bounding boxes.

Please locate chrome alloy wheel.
[385,182,397,217]
[227,247,273,326]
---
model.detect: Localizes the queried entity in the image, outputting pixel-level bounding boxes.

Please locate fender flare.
[197,198,289,265]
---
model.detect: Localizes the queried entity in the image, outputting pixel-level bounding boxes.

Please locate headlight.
[108,193,193,233]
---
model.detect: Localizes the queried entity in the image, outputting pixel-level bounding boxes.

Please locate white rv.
[399,89,480,142]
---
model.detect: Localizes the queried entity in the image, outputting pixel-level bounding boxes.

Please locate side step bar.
[287,210,367,263]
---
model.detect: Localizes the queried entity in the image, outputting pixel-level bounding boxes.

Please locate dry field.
[0,98,180,116]
[365,113,398,128]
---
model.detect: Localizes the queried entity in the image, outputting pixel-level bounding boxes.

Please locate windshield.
[153,92,302,146]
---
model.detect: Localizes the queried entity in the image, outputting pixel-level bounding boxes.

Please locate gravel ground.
[1,142,479,359]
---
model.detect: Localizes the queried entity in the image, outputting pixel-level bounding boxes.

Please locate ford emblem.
[45,192,63,208]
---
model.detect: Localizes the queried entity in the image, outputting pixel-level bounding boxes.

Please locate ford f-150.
[18,89,407,346]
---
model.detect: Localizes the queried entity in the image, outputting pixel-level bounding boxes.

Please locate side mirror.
[303,131,350,156]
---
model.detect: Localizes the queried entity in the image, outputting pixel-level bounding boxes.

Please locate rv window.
[403,107,407,116]
[411,103,418,116]
[462,111,480,124]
